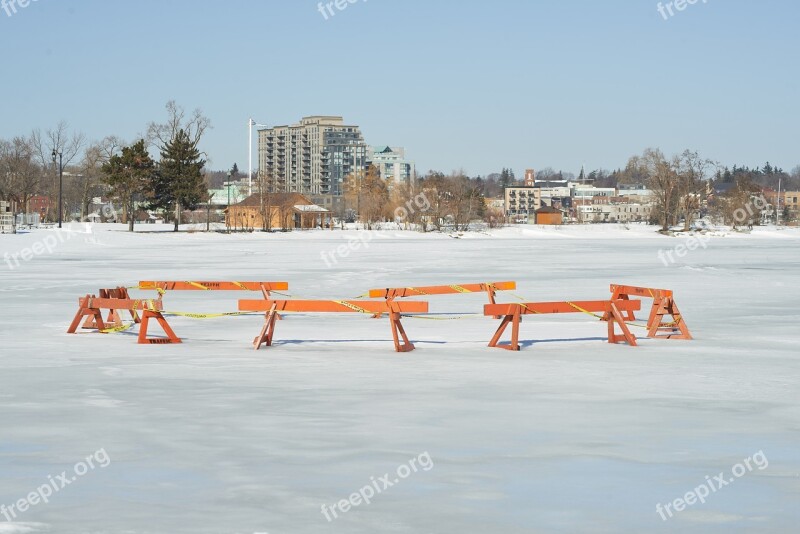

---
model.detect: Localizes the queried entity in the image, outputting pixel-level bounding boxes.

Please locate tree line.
[0,101,209,232]
[3,109,798,233]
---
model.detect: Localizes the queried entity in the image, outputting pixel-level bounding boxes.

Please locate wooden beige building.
[225,193,332,231]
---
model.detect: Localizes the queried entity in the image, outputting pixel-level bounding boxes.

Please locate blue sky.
[1,0,798,176]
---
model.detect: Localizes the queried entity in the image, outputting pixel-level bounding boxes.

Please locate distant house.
[226,193,332,230]
[1,201,14,233]
[535,205,563,225]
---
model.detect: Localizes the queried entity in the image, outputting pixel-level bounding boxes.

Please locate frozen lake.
[1,224,799,533]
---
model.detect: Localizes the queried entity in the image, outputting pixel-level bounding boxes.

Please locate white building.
[572,185,616,199]
[367,146,415,184]
[617,184,653,197]
[1,201,15,233]
[577,203,652,223]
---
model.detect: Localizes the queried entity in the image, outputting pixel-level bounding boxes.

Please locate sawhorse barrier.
[484,300,642,351]
[81,287,141,329]
[606,284,692,340]
[368,281,516,318]
[67,295,181,344]
[238,299,429,352]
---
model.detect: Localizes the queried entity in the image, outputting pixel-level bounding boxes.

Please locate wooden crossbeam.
[484,299,641,317]
[368,281,516,299]
[238,300,428,314]
[83,297,163,311]
[237,299,429,352]
[485,299,641,351]
[609,284,673,299]
[139,281,289,292]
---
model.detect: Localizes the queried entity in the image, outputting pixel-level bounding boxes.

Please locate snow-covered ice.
[1,223,799,533]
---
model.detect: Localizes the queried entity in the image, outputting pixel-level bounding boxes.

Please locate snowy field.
[1,223,799,533]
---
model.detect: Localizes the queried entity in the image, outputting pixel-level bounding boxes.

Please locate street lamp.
[225,171,232,232]
[51,149,63,228]
[249,118,268,197]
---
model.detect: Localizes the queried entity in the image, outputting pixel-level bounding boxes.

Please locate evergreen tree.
[101,139,155,232]
[150,129,207,231]
[499,168,511,188]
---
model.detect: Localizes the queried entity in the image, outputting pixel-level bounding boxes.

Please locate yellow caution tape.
[402,314,481,321]
[100,322,136,334]
[187,281,210,290]
[163,311,255,319]
[334,301,374,314]
[449,285,471,293]
[407,287,430,295]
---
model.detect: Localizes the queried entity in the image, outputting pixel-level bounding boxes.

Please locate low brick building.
[534,205,563,225]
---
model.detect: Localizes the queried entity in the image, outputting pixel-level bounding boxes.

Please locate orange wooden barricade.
[67,295,181,344]
[238,299,429,352]
[81,287,141,329]
[368,281,516,318]
[484,299,642,351]
[607,284,692,340]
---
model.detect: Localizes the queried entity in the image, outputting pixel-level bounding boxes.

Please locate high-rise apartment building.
[258,116,367,206]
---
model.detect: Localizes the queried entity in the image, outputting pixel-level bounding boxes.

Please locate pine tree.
[150,129,207,231]
[101,139,155,232]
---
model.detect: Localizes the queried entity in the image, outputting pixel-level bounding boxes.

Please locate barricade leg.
[389,311,415,352]
[259,284,282,321]
[253,303,279,350]
[488,307,521,351]
[607,302,638,346]
[603,287,636,322]
[138,310,181,344]
[486,286,501,319]
[82,290,111,329]
[68,296,106,334]
[647,298,692,340]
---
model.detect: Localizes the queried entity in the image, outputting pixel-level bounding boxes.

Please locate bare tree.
[632,148,679,232]
[146,101,212,228]
[147,100,211,153]
[676,150,715,230]
[0,137,41,214]
[28,122,85,221]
